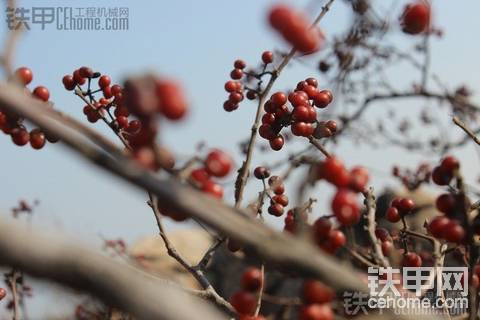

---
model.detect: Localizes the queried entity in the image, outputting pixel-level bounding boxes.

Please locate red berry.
[156,80,188,120]
[375,228,390,242]
[253,166,271,179]
[269,135,284,151]
[349,166,369,192]
[224,80,238,92]
[431,166,452,186]
[292,105,311,122]
[272,194,289,206]
[230,68,243,80]
[444,220,465,244]
[302,280,334,304]
[246,90,257,100]
[313,91,332,108]
[403,252,422,267]
[241,267,263,292]
[204,149,232,177]
[29,128,45,150]
[436,193,456,214]
[234,59,246,69]
[261,51,273,64]
[441,155,460,173]
[229,92,244,104]
[126,120,141,133]
[299,304,334,320]
[331,189,360,226]
[313,217,332,241]
[230,291,256,315]
[15,67,33,85]
[268,203,284,216]
[190,168,210,184]
[259,124,276,140]
[428,216,450,239]
[398,198,415,213]
[291,121,313,137]
[261,113,276,125]
[386,207,401,223]
[321,156,347,186]
[11,128,30,146]
[401,2,430,35]
[382,241,394,256]
[73,69,86,85]
[327,229,346,249]
[0,288,6,300]
[201,180,224,199]
[288,91,308,107]
[33,86,50,101]
[62,75,76,90]
[79,66,93,78]
[116,116,129,129]
[306,77,318,87]
[270,92,287,107]
[98,75,111,88]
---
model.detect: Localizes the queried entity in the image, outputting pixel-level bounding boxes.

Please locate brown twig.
[363,187,390,267]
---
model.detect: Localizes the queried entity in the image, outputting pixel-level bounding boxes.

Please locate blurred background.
[0,0,479,318]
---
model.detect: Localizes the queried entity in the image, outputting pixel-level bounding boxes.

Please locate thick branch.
[0,218,227,320]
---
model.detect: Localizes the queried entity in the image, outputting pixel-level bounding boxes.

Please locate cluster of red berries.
[312,217,346,254]
[401,2,431,35]
[159,149,233,222]
[374,228,394,256]
[253,167,289,217]
[63,67,188,171]
[0,67,56,149]
[385,197,416,223]
[431,155,459,186]
[230,267,264,319]
[223,52,274,112]
[259,78,335,151]
[269,5,323,54]
[315,156,369,226]
[299,279,334,320]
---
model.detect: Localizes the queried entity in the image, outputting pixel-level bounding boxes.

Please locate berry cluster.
[316,156,369,226]
[259,78,335,151]
[0,67,56,149]
[431,155,459,186]
[269,5,323,54]
[159,149,233,222]
[190,149,233,199]
[253,168,289,217]
[299,280,334,320]
[223,52,274,112]
[63,67,187,171]
[428,215,465,244]
[401,2,431,35]
[312,217,346,254]
[385,197,416,223]
[230,267,264,318]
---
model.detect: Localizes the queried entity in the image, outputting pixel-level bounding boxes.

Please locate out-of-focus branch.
[0,0,23,76]
[0,218,227,320]
[453,116,480,146]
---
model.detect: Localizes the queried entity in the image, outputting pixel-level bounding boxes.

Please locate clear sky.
[1,0,480,317]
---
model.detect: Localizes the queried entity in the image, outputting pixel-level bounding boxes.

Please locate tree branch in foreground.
[0,218,227,320]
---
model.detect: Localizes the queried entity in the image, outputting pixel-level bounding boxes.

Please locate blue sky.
[1,0,480,317]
